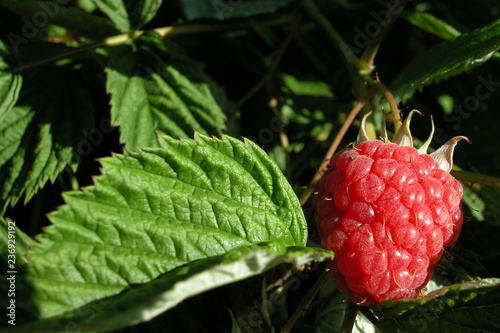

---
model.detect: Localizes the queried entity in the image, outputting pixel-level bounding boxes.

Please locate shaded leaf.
[0,218,36,263]
[461,183,485,221]
[375,278,500,332]
[280,73,335,143]
[106,31,226,150]
[391,19,500,102]
[179,0,298,21]
[479,186,500,223]
[12,245,331,332]
[0,41,22,122]
[405,12,461,40]
[92,0,162,31]
[0,64,94,214]
[0,0,119,41]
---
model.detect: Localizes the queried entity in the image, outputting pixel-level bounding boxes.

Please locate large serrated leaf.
[375,278,500,332]
[0,64,94,214]
[106,31,226,150]
[0,41,22,122]
[14,134,307,323]
[11,245,331,332]
[92,0,162,31]
[391,19,500,102]
[0,0,120,40]
[178,0,297,21]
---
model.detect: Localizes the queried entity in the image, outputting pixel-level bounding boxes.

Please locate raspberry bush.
[0,1,499,333]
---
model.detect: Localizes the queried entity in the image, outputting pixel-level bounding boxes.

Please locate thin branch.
[302,0,370,113]
[226,12,302,119]
[14,42,99,73]
[291,33,331,78]
[357,306,379,327]
[303,0,359,67]
[299,89,375,206]
[360,0,409,69]
[364,76,401,131]
[226,76,270,119]
[340,301,358,333]
[14,15,295,73]
[280,270,330,333]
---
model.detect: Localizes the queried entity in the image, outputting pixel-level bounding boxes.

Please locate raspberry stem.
[340,301,358,333]
[280,271,331,333]
[358,306,380,328]
[363,75,402,131]
[360,0,409,69]
[299,89,376,206]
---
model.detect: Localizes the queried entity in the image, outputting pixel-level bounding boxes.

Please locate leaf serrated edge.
[374,278,500,317]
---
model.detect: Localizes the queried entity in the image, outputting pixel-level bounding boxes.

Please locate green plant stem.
[302,0,372,138]
[302,0,358,64]
[299,89,375,206]
[14,42,100,73]
[226,12,302,119]
[364,75,401,131]
[357,306,380,328]
[14,15,295,73]
[292,33,330,78]
[360,0,408,68]
[280,270,330,333]
[451,170,500,188]
[340,301,358,333]
[302,0,366,93]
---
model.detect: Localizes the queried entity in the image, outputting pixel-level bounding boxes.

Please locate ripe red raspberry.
[314,111,468,305]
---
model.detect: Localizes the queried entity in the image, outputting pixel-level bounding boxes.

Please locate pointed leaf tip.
[430,136,470,172]
[392,109,423,147]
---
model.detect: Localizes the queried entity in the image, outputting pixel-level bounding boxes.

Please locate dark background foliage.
[0,0,499,332]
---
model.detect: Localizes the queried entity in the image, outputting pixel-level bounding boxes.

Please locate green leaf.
[482,187,500,223]
[279,73,335,142]
[13,245,331,332]
[178,0,297,21]
[314,278,345,333]
[0,41,22,122]
[0,218,36,263]
[462,184,485,221]
[281,73,334,98]
[0,64,94,214]
[16,133,308,322]
[0,0,120,41]
[405,12,461,40]
[92,0,162,31]
[375,278,500,332]
[91,0,130,31]
[106,31,226,150]
[391,19,500,102]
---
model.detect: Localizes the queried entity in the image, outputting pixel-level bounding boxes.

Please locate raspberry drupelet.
[314,110,469,305]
